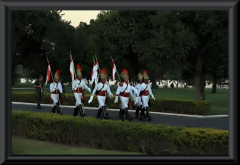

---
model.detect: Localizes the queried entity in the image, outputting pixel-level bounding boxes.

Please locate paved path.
[12,102,228,130]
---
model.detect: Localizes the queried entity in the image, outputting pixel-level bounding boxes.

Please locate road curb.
[12,102,228,118]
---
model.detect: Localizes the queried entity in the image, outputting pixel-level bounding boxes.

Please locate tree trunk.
[194,53,205,100]
[212,76,217,93]
[151,75,157,89]
[149,68,157,89]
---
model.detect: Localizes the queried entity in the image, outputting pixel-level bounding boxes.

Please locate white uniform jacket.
[91,82,113,108]
[72,79,91,106]
[50,82,63,105]
[115,82,138,109]
[134,83,143,106]
[137,82,154,108]
[72,79,91,93]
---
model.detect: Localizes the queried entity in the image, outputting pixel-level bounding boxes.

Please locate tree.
[11,10,67,84]
[203,36,228,93]
[180,11,228,99]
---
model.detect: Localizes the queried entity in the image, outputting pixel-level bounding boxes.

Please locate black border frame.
[1,0,238,164]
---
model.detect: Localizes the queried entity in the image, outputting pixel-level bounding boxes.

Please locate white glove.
[152,95,155,100]
[134,97,138,105]
[74,85,78,90]
[88,96,93,104]
[114,96,118,103]
[109,93,114,98]
[53,84,57,91]
[88,88,92,93]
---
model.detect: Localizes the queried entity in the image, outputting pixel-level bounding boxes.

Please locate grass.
[12,83,228,115]
[151,88,228,115]
[12,136,144,155]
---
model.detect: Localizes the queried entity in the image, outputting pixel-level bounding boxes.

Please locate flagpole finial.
[70,51,72,60]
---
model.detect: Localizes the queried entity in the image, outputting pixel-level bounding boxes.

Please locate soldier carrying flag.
[134,71,144,119]
[114,68,138,121]
[88,68,113,119]
[50,70,63,114]
[72,63,91,117]
[137,70,155,121]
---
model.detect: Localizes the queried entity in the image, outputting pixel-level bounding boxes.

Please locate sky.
[61,10,102,28]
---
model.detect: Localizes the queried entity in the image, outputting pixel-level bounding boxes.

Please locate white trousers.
[120,96,129,109]
[51,94,59,105]
[74,93,83,106]
[141,95,149,108]
[97,95,106,108]
[137,96,142,106]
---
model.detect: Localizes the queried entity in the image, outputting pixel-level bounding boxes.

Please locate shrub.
[12,110,227,155]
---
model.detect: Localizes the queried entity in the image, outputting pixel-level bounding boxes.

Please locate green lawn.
[12,83,228,115]
[12,136,143,155]
[151,88,228,115]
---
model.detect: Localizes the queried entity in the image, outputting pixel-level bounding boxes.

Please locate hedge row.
[12,110,228,155]
[12,92,211,115]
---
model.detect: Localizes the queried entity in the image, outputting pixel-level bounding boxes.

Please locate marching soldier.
[134,71,143,118]
[88,68,113,119]
[72,64,91,117]
[50,70,63,114]
[33,75,45,109]
[55,70,65,105]
[137,70,155,121]
[114,69,138,121]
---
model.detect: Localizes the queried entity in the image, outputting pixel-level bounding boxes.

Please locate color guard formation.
[44,53,155,122]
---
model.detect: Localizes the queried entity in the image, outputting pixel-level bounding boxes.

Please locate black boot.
[145,107,152,121]
[96,108,101,118]
[37,100,41,109]
[56,102,61,114]
[135,106,140,118]
[139,107,145,121]
[118,108,122,119]
[124,108,132,121]
[73,106,78,116]
[102,106,109,119]
[119,108,124,121]
[78,104,84,117]
[104,103,109,116]
[52,105,56,113]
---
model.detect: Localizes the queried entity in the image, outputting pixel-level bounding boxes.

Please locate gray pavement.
[12,102,228,130]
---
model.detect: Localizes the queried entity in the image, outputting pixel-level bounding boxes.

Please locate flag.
[45,61,51,86]
[111,60,116,81]
[90,61,98,85]
[70,53,75,82]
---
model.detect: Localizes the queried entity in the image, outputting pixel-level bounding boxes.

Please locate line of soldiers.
[35,61,155,122]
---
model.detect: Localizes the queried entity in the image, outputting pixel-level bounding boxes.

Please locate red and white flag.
[70,52,75,82]
[45,61,51,86]
[111,60,117,81]
[90,61,99,84]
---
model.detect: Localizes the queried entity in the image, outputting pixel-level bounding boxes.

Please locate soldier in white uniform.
[114,69,138,121]
[88,68,113,119]
[134,71,143,118]
[50,70,63,114]
[72,64,91,117]
[137,70,155,121]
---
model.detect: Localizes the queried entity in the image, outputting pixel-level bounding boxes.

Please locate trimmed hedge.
[12,110,228,155]
[12,92,211,115]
